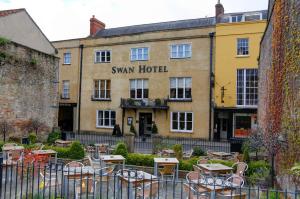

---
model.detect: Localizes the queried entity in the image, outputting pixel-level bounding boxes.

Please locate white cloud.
[0,0,268,41]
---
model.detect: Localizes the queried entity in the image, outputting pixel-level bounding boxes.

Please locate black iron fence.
[0,161,299,199]
[65,131,231,153]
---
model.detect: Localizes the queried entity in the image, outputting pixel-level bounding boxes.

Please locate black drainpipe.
[209,32,215,141]
[77,44,84,134]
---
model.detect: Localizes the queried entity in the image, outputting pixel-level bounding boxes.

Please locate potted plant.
[152,122,158,135]
[127,98,134,106]
[129,124,137,136]
[155,98,162,106]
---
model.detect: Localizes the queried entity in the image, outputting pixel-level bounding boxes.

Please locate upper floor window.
[245,14,262,21]
[237,69,258,106]
[63,52,71,64]
[170,77,192,99]
[170,44,191,59]
[231,15,243,23]
[130,79,148,99]
[94,80,111,99]
[62,80,70,99]
[171,112,193,132]
[96,110,116,128]
[237,38,249,56]
[131,47,149,61]
[95,50,111,63]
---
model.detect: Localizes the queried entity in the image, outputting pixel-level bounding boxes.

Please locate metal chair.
[159,164,176,181]
[64,161,84,170]
[232,162,248,177]
[75,177,97,199]
[183,183,209,199]
[136,181,159,199]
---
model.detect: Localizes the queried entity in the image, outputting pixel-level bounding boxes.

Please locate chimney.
[215,0,224,23]
[90,15,105,37]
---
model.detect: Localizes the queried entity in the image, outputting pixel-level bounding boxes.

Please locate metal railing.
[0,162,298,199]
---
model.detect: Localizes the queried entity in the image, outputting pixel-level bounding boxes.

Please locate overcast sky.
[0,0,268,41]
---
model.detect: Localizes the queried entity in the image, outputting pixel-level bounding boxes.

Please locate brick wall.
[0,41,59,139]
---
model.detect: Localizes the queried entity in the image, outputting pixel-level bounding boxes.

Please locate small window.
[170,77,192,99]
[130,47,149,61]
[231,15,243,23]
[62,80,70,99]
[63,52,71,64]
[237,38,249,55]
[171,112,193,132]
[130,79,148,99]
[245,14,261,21]
[170,44,191,59]
[95,50,111,63]
[94,80,111,99]
[96,110,116,128]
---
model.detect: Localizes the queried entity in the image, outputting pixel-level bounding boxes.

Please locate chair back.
[197,158,208,164]
[64,161,84,169]
[233,162,248,176]
[225,176,244,188]
[193,165,202,173]
[99,145,107,153]
[9,150,22,161]
[183,183,208,199]
[96,166,114,182]
[186,171,205,183]
[160,164,175,175]
[78,177,96,194]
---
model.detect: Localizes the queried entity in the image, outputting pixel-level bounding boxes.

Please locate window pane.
[186,113,193,122]
[186,122,192,131]
[143,89,149,98]
[178,45,184,58]
[130,80,135,89]
[106,51,111,62]
[143,80,148,89]
[170,78,176,88]
[179,122,185,130]
[136,89,142,98]
[137,80,143,89]
[170,88,176,98]
[171,45,177,58]
[130,90,135,98]
[172,121,178,130]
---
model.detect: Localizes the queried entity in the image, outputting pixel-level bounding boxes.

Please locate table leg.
[154,162,157,176]
[55,153,57,164]
[176,163,179,181]
[122,160,125,170]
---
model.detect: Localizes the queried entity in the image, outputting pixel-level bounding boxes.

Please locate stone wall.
[0,41,59,139]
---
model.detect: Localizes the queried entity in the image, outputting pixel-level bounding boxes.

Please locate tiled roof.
[0,8,24,17]
[93,17,216,38]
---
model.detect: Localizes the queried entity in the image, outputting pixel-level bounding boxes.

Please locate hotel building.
[53,2,266,141]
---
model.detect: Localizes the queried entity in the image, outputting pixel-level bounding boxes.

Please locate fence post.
[124,133,135,153]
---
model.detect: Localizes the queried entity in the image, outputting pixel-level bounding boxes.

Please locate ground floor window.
[233,113,257,138]
[171,112,193,132]
[96,110,116,128]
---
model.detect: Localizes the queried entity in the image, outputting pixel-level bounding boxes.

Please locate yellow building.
[213,4,267,141]
[53,16,215,139]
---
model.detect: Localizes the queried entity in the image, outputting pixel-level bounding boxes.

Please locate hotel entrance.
[139,113,152,136]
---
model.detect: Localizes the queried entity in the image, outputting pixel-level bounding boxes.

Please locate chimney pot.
[90,15,105,37]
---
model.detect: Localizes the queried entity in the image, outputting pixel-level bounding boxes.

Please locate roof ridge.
[0,8,25,17]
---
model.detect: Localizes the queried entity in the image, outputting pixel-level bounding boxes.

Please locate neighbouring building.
[213,2,267,141]
[53,2,268,140]
[0,9,59,139]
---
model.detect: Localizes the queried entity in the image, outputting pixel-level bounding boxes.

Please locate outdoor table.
[198,163,233,175]
[100,155,125,169]
[94,143,109,157]
[32,149,58,164]
[154,158,179,181]
[211,152,232,160]
[55,139,72,147]
[2,145,24,160]
[118,171,157,199]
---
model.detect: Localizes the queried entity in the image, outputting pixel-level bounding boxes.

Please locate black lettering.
[163,66,168,72]
[158,66,163,72]
[146,66,152,73]
[112,66,116,74]
[117,67,124,73]
[129,67,134,73]
[139,65,146,73]
[153,66,158,72]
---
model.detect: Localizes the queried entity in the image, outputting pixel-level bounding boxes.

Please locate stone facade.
[0,41,59,139]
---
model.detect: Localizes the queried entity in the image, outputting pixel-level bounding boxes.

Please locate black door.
[58,106,74,131]
[139,113,152,136]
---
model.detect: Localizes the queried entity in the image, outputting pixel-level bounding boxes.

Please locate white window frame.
[96,110,116,128]
[63,52,71,64]
[237,38,249,56]
[130,47,149,61]
[170,112,193,133]
[130,79,149,99]
[244,13,263,21]
[170,44,192,59]
[94,80,111,99]
[94,50,111,63]
[62,80,70,99]
[236,69,258,107]
[230,15,243,23]
[230,12,262,23]
[169,77,192,100]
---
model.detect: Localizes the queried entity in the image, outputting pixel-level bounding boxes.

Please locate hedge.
[44,141,85,160]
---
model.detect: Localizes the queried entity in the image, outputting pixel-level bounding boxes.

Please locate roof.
[93,17,215,38]
[0,8,24,17]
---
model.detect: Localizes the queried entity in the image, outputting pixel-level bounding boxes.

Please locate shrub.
[113,142,128,159]
[44,145,70,159]
[28,133,37,144]
[173,144,183,160]
[242,142,250,163]
[68,141,85,160]
[126,153,155,167]
[0,141,4,152]
[47,130,61,144]
[246,160,270,176]
[152,123,158,134]
[179,158,198,171]
[192,146,206,156]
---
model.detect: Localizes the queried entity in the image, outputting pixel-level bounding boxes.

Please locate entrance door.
[139,113,152,136]
[58,106,74,131]
[220,118,228,140]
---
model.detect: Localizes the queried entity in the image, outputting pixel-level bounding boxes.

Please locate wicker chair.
[75,177,97,199]
[232,162,248,177]
[136,181,159,199]
[183,183,209,199]
[159,164,176,181]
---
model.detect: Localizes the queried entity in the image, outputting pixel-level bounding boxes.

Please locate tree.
[0,120,14,142]
[23,118,46,135]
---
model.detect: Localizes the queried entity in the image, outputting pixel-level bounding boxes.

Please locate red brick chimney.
[215,0,224,23]
[90,15,105,37]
